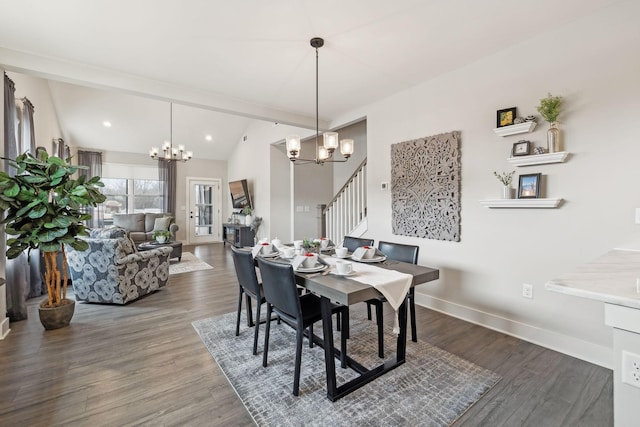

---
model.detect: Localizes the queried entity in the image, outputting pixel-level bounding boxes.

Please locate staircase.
[322,158,368,245]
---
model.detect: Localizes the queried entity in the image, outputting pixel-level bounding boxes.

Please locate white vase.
[156,235,167,243]
[245,215,253,226]
[502,186,512,199]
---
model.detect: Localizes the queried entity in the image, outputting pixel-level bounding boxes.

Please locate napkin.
[290,255,307,270]
[351,246,376,261]
[251,244,262,257]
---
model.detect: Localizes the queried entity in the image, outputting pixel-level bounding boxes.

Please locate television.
[229,179,252,209]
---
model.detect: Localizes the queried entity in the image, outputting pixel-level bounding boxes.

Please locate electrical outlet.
[622,351,640,388]
[522,283,533,299]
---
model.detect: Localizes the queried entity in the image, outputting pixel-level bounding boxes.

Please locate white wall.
[326,1,640,367]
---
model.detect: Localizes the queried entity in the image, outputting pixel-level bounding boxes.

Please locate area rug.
[193,310,501,426]
[169,252,213,275]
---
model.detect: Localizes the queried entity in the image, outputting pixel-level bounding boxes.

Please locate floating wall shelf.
[479,198,563,208]
[507,151,569,167]
[493,121,537,137]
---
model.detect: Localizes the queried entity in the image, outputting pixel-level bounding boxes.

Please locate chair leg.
[336,312,341,331]
[366,301,372,320]
[235,287,244,336]
[262,304,272,368]
[252,298,261,355]
[409,288,417,343]
[246,294,254,327]
[375,302,384,358]
[293,328,303,396]
[308,324,314,348]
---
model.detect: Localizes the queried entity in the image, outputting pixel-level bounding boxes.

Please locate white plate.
[352,255,387,263]
[296,264,328,273]
[330,270,357,277]
[260,251,280,258]
[332,254,351,259]
[319,245,335,252]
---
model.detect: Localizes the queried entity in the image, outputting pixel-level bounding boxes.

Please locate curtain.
[78,150,104,228]
[4,73,28,320]
[21,98,45,298]
[159,159,176,214]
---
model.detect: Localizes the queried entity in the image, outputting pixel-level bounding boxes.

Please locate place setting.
[349,246,387,263]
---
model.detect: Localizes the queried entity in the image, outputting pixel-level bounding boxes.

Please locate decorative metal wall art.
[391,131,461,241]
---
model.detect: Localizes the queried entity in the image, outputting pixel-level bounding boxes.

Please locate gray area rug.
[169,252,213,275]
[193,309,501,426]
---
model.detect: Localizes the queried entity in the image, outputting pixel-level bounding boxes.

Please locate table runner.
[323,257,412,332]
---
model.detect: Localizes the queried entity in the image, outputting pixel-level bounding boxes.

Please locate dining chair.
[231,246,267,356]
[365,241,420,358]
[257,257,348,396]
[342,235,374,253]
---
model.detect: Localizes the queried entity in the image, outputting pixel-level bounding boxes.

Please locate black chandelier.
[285,37,354,164]
[149,103,193,162]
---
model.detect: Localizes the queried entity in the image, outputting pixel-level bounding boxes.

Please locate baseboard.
[414,293,613,369]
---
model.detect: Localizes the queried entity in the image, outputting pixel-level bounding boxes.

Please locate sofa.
[112,212,179,244]
[66,227,172,304]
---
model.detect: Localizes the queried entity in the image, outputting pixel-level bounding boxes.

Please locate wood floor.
[0,243,612,426]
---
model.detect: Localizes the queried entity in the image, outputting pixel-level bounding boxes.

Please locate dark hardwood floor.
[0,243,612,426]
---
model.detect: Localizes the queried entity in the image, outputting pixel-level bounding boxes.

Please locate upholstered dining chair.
[342,235,374,253]
[257,257,348,396]
[231,246,267,356]
[365,241,420,358]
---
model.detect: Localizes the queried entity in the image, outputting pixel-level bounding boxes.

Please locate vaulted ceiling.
[0,0,621,159]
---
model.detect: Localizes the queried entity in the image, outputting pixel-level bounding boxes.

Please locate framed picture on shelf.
[512,140,531,157]
[497,107,517,128]
[518,173,541,199]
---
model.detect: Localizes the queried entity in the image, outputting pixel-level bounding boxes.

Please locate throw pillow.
[153,216,172,232]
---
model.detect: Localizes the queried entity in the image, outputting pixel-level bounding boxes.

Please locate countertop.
[545,248,640,310]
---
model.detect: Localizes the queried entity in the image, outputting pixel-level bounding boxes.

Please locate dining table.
[267,250,440,401]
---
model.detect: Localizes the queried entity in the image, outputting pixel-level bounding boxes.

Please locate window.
[101,178,163,222]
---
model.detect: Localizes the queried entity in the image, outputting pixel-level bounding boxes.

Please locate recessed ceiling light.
[205,135,213,141]
[102,121,112,128]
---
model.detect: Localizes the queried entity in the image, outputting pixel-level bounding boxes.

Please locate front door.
[187,178,221,244]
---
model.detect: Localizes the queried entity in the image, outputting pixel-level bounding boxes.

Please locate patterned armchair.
[66,227,172,304]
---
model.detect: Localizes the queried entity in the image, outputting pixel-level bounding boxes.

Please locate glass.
[194,184,215,237]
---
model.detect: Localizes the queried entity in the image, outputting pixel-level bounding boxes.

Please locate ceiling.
[0,0,621,160]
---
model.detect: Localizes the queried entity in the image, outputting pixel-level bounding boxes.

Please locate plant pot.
[38,298,75,330]
[245,215,253,226]
[502,186,513,199]
[156,236,167,243]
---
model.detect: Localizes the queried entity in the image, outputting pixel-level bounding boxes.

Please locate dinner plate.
[260,251,280,258]
[296,264,328,273]
[319,245,335,252]
[352,255,387,263]
[330,270,357,277]
[331,254,351,259]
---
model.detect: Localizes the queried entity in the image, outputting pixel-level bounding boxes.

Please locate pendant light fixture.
[149,102,193,162]
[286,38,354,164]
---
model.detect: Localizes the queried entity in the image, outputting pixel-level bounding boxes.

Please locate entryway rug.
[192,310,501,426]
[169,252,213,275]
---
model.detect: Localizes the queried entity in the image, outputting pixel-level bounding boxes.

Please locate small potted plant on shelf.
[494,171,516,199]
[0,150,105,330]
[152,230,172,243]
[242,206,253,226]
[536,93,563,153]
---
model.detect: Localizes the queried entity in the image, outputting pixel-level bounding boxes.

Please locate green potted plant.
[536,93,563,153]
[0,150,106,330]
[242,206,253,226]
[493,171,515,199]
[152,229,172,243]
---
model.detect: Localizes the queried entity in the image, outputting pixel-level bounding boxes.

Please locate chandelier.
[149,103,193,162]
[286,38,354,164]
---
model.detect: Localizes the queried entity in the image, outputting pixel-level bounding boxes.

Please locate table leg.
[320,296,337,399]
[396,297,408,361]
